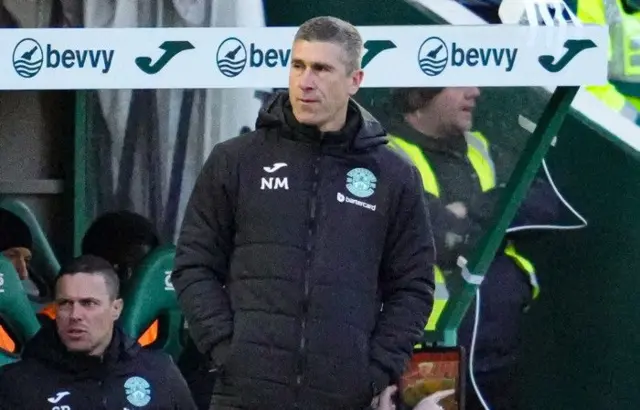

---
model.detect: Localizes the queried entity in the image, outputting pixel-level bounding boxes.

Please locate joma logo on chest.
[260,177,289,190]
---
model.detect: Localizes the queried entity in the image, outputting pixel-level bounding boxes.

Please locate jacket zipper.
[295,134,323,402]
[99,379,107,409]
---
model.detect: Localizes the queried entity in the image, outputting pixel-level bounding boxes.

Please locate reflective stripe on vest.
[389,133,539,331]
[577,0,640,120]
[505,241,540,300]
[426,265,448,331]
[415,265,448,348]
[621,98,640,121]
[604,0,640,82]
[389,137,440,196]
[464,132,496,191]
[586,83,640,121]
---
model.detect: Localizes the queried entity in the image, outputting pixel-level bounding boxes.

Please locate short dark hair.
[294,16,363,73]
[56,255,120,300]
[81,210,159,283]
[389,88,445,114]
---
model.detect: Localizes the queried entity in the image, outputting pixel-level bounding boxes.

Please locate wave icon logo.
[418,37,448,77]
[13,38,43,78]
[216,37,247,78]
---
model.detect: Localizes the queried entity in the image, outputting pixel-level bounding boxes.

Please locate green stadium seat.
[0,255,41,367]
[119,244,184,361]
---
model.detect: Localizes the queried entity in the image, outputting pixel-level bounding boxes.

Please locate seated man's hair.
[389,88,445,115]
[56,255,120,300]
[0,209,32,252]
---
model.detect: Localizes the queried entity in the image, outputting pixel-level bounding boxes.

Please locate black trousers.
[178,339,216,410]
[465,366,519,410]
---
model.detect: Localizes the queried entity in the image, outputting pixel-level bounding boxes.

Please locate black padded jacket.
[0,320,196,409]
[172,92,435,410]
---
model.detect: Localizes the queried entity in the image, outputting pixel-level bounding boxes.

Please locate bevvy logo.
[12,38,114,79]
[418,36,518,77]
[216,37,290,78]
[215,37,395,78]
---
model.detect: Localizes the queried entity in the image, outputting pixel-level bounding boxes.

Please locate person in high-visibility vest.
[0,209,33,353]
[575,0,640,123]
[39,210,161,347]
[387,87,561,410]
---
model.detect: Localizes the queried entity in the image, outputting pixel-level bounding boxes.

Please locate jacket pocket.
[353,345,378,406]
[209,338,232,374]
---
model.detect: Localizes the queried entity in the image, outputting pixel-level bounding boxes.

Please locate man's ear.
[404,110,421,127]
[348,69,364,96]
[112,298,124,320]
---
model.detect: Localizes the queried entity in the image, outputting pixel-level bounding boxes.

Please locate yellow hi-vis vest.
[389,132,540,332]
[603,0,640,82]
[577,0,640,121]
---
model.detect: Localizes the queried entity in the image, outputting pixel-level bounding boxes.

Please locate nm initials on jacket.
[261,176,289,190]
[261,162,289,190]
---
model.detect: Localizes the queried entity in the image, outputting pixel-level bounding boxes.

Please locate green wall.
[519,112,640,409]
[264,1,640,408]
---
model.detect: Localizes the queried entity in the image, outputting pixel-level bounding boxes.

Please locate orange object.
[137,320,159,347]
[40,302,56,320]
[40,302,158,346]
[0,325,16,353]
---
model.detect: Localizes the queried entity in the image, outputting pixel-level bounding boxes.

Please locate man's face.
[1,247,31,280]
[55,273,122,356]
[288,40,363,132]
[421,87,480,136]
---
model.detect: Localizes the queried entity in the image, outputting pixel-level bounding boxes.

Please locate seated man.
[0,255,196,410]
[80,210,160,285]
[0,209,32,281]
[41,210,161,346]
[0,209,34,353]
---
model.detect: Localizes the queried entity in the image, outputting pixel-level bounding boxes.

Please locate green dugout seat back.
[0,256,41,367]
[119,244,185,361]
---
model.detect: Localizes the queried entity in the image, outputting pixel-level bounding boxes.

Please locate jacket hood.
[255,91,388,151]
[23,318,140,377]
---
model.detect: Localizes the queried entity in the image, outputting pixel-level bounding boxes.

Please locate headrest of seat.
[119,244,180,338]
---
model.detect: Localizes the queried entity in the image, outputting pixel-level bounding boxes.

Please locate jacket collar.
[255,91,388,152]
[23,318,140,378]
[387,117,467,158]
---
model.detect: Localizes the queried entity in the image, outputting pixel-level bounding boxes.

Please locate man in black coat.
[0,255,196,410]
[171,16,436,410]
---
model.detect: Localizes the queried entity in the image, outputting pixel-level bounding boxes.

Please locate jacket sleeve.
[369,165,436,393]
[171,143,236,367]
[426,194,483,271]
[165,357,198,410]
[491,142,562,232]
[510,176,561,229]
